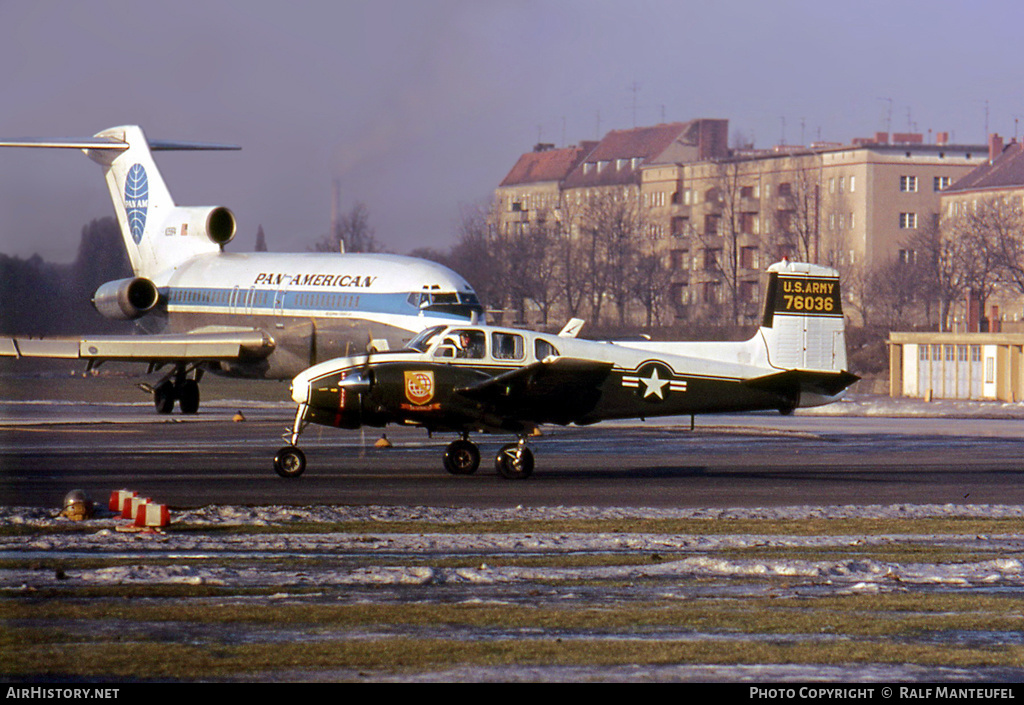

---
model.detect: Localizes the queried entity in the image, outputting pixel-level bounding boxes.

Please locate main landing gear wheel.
[274,446,307,478]
[178,379,200,414]
[154,381,175,414]
[151,367,201,414]
[443,439,480,475]
[495,443,534,480]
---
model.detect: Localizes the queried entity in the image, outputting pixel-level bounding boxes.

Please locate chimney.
[966,289,980,333]
[936,131,950,146]
[989,305,1001,333]
[989,133,1004,163]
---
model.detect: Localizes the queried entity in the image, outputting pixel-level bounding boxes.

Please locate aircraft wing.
[0,330,274,364]
[454,357,614,424]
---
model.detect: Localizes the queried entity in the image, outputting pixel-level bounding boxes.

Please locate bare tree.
[776,165,821,263]
[694,161,751,323]
[944,199,1006,326]
[578,189,644,326]
[903,221,968,331]
[632,250,671,327]
[313,201,381,253]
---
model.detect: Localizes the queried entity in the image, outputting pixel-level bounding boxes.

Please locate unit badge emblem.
[404,371,435,405]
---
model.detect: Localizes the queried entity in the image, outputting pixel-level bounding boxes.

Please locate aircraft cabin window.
[492,332,525,361]
[535,339,560,360]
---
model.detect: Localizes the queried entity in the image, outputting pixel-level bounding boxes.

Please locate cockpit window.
[409,290,485,320]
[435,329,485,359]
[535,338,560,360]
[406,325,446,352]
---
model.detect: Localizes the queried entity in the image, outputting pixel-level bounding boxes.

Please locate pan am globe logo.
[124,163,149,244]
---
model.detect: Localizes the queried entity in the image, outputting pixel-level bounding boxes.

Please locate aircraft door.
[273,287,288,328]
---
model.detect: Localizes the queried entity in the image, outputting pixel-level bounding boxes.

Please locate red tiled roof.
[562,119,728,189]
[948,140,1024,193]
[499,144,592,187]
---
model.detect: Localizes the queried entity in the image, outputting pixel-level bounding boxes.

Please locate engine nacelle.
[92,277,160,320]
[177,206,237,247]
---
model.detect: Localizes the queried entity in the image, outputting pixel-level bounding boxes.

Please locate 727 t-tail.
[273,260,858,479]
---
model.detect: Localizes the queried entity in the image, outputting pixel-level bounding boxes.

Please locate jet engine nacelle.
[173,206,237,247]
[92,277,160,320]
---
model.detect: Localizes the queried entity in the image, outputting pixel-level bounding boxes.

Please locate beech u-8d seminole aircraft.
[272,260,859,479]
[0,125,484,413]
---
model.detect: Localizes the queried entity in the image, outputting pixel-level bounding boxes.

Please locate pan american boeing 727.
[273,260,858,479]
[0,125,483,413]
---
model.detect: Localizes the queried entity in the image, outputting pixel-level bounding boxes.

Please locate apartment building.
[493,118,988,326]
[654,133,988,323]
[938,135,1024,330]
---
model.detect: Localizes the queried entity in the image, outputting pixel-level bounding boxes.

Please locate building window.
[849,175,856,193]
[671,282,689,305]
[899,175,918,192]
[702,280,722,304]
[739,280,758,302]
[934,176,951,191]
[740,246,758,269]
[703,247,722,271]
[899,212,918,229]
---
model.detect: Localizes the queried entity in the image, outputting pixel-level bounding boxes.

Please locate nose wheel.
[495,438,534,480]
[274,446,306,478]
[274,403,310,478]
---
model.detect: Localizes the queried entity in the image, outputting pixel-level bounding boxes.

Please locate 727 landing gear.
[151,365,202,414]
[495,437,534,480]
[274,403,310,478]
[443,436,480,475]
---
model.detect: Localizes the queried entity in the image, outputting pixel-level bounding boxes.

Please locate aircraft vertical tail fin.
[0,126,239,282]
[758,260,848,374]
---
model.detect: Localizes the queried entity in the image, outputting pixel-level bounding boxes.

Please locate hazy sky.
[1,0,1021,263]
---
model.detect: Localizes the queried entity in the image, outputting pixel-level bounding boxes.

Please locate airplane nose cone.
[290,379,310,404]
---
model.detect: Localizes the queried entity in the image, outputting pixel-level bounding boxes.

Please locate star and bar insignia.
[620,362,688,401]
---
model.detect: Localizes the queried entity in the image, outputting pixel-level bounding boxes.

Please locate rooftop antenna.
[779,116,786,146]
[878,97,893,134]
[628,81,641,127]
[975,99,990,139]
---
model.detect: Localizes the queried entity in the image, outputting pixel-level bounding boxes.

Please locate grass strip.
[3,636,1023,679]
[5,594,1023,635]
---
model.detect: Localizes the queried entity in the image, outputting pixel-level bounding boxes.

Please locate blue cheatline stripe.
[159,287,476,321]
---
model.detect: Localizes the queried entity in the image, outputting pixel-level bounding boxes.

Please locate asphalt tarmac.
[3,397,1023,509]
